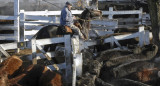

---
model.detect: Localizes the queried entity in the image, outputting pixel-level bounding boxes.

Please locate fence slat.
[91,19,118,27]
[64,35,72,83]
[0,36,17,40]
[103,10,142,15]
[0,16,15,20]
[0,25,17,30]
[0,45,10,57]
[25,15,53,21]
[104,32,139,43]
[144,30,150,45]
[0,43,18,50]
[21,10,83,15]
[36,37,65,45]
[31,38,37,64]
[139,26,145,47]
[14,0,20,42]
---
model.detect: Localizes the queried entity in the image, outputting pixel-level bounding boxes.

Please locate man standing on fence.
[60,1,85,40]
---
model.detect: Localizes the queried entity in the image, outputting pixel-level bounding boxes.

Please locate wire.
[42,0,61,9]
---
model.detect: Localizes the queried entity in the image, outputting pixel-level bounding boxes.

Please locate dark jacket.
[60,6,73,27]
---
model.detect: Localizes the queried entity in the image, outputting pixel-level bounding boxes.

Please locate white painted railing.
[0,0,19,41]
[19,7,150,41]
[31,35,72,84]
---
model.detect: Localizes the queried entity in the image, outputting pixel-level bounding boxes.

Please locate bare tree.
[147,0,160,55]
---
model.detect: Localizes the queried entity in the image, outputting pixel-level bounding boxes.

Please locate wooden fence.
[0,4,151,42]
[0,35,80,85]
[18,7,151,41]
[0,0,19,42]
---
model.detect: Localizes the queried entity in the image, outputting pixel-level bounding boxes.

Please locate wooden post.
[52,16,56,23]
[64,35,72,84]
[72,57,76,86]
[144,30,150,45]
[108,7,113,19]
[138,8,143,25]
[71,35,80,54]
[110,36,114,48]
[14,0,20,52]
[31,38,37,64]
[45,9,48,17]
[147,0,160,54]
[20,10,25,42]
[139,26,145,47]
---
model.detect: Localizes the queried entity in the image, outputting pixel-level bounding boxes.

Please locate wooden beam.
[64,35,72,83]
[31,38,37,64]
[0,45,10,57]
[0,16,15,20]
[36,37,65,45]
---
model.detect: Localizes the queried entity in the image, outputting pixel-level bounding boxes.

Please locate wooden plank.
[25,25,43,30]
[104,32,139,43]
[91,26,116,30]
[21,21,59,25]
[139,26,145,47]
[0,25,17,30]
[0,16,15,20]
[0,45,10,57]
[91,19,118,26]
[71,35,80,54]
[14,0,20,43]
[31,38,37,64]
[138,8,143,25]
[73,53,83,76]
[0,43,18,50]
[0,34,14,36]
[102,10,142,15]
[117,18,141,22]
[0,36,17,40]
[108,7,113,19]
[20,10,25,42]
[25,15,53,21]
[110,36,114,48]
[22,10,83,15]
[24,30,39,35]
[72,58,76,86]
[144,30,150,45]
[36,37,65,45]
[118,24,139,28]
[91,30,114,36]
[84,40,98,47]
[64,35,72,83]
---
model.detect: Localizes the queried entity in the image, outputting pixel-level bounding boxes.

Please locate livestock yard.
[1,0,160,86]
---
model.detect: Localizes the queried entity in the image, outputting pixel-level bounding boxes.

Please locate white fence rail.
[31,35,73,84]
[0,5,151,42]
[0,0,19,42]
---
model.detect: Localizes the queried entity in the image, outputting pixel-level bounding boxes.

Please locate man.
[60,1,85,40]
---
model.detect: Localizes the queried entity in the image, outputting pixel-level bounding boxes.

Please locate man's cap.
[66,1,72,6]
